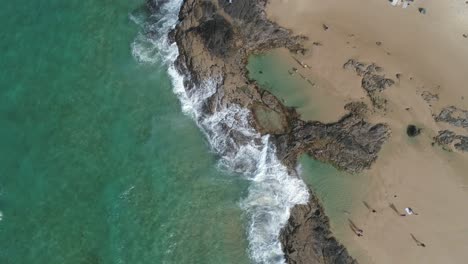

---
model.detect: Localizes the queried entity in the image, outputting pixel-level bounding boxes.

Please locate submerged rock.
[251,103,289,135]
[146,0,170,13]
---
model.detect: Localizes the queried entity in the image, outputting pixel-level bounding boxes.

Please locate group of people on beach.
[348,201,426,247]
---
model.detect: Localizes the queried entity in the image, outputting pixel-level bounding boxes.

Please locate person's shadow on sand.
[410,233,426,247]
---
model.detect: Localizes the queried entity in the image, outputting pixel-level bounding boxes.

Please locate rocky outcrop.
[433,130,468,152]
[273,111,390,174]
[435,106,468,128]
[343,59,394,110]
[170,0,390,263]
[432,106,468,151]
[280,192,358,264]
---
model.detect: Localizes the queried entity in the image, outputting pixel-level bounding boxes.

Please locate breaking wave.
[131,1,309,263]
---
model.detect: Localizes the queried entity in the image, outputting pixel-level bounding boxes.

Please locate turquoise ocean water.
[0,1,251,263]
[0,1,366,263]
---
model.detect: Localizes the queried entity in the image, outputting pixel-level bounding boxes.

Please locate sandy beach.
[267,0,468,263]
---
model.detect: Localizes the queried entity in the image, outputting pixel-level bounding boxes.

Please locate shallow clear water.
[247,51,345,123]
[0,1,251,263]
[248,53,371,236]
[247,53,311,114]
[299,156,369,233]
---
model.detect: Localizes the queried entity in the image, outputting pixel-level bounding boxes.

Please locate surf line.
[131,1,310,263]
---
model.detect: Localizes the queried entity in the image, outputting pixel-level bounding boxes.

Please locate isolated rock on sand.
[362,72,394,93]
[171,0,391,262]
[435,106,468,128]
[421,91,439,103]
[343,59,367,76]
[343,59,394,109]
[434,130,468,152]
[407,125,421,137]
[343,59,383,76]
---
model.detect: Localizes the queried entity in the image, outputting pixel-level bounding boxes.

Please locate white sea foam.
[131,1,309,263]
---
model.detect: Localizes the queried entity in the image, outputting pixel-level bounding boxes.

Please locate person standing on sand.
[349,224,363,237]
[405,207,418,215]
[348,219,364,237]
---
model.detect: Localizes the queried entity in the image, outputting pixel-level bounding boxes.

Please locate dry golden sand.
[267,0,468,263]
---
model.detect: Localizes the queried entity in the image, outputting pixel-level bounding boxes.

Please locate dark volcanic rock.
[407,125,421,137]
[434,130,468,152]
[435,106,468,128]
[170,0,391,263]
[281,191,358,264]
[274,113,390,173]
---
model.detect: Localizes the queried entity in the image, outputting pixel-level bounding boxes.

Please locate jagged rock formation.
[280,192,358,264]
[169,0,391,263]
[343,59,395,109]
[435,106,468,128]
[433,130,468,152]
[273,109,390,174]
[432,106,468,152]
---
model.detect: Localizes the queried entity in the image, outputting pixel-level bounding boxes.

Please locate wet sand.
[267,0,468,263]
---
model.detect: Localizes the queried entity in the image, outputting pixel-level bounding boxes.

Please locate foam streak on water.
[131,1,309,263]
